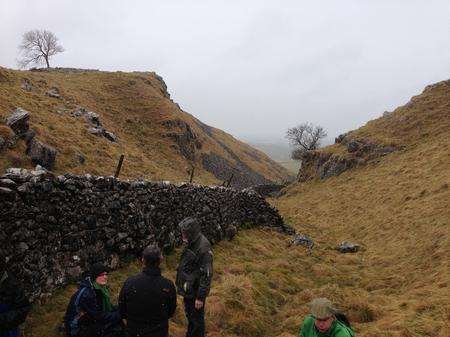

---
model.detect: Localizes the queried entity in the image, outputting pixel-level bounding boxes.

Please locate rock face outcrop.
[72,107,118,142]
[297,151,361,182]
[297,135,401,182]
[0,167,289,301]
[162,119,202,161]
[201,152,272,188]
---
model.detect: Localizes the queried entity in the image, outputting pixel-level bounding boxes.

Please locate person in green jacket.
[299,298,355,337]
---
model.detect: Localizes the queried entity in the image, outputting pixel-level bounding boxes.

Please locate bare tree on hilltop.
[286,123,327,160]
[18,29,64,69]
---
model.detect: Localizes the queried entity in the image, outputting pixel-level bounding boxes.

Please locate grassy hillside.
[0,67,291,186]
[20,80,450,337]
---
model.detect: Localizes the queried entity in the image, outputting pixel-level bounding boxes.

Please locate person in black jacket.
[64,263,122,337]
[0,257,31,337]
[176,217,213,337]
[118,245,177,337]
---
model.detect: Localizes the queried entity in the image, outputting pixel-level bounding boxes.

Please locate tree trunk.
[45,56,50,68]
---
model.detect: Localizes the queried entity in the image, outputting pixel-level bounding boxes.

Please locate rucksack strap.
[335,312,351,328]
[67,287,88,336]
[74,287,87,313]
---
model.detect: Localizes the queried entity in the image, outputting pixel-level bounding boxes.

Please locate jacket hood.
[178,217,201,243]
[79,277,94,289]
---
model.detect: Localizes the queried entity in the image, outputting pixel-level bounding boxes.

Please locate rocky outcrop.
[162,119,202,161]
[296,151,357,182]
[201,152,272,189]
[152,73,170,99]
[161,118,284,188]
[25,139,57,170]
[72,107,118,142]
[0,167,290,301]
[30,67,100,73]
[200,138,275,189]
[6,108,30,136]
[297,136,400,182]
[4,108,57,170]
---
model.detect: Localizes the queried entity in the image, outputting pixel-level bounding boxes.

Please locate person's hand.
[195,299,204,310]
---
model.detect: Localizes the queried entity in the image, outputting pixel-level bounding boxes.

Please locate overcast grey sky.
[1,0,449,144]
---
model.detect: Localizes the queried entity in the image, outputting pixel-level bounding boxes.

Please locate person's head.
[178,217,201,244]
[142,244,163,268]
[309,298,336,333]
[90,263,108,286]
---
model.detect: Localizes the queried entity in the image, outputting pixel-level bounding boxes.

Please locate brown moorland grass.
[0,67,291,183]
[26,136,449,336]
[18,79,450,336]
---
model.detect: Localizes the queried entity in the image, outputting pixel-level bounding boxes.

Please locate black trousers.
[183,298,205,337]
[126,321,169,337]
[79,323,125,337]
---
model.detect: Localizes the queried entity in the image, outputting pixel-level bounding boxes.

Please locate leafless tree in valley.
[18,29,64,69]
[286,123,327,160]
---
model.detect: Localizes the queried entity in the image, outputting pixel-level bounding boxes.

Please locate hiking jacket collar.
[187,233,202,248]
[143,266,162,277]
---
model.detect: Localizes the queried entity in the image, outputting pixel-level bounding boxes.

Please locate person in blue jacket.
[0,256,31,337]
[64,263,123,337]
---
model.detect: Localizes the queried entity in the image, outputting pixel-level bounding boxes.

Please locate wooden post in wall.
[226,173,234,187]
[114,154,125,178]
[189,165,195,183]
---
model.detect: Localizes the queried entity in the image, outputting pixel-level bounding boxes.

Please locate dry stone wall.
[0,167,290,301]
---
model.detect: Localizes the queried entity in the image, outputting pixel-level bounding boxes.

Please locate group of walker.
[1,216,355,337]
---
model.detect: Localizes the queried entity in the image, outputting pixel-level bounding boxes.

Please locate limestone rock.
[104,131,118,142]
[0,179,17,188]
[0,186,15,196]
[290,234,314,249]
[26,139,57,170]
[0,170,289,301]
[347,140,361,153]
[17,242,29,253]
[88,127,105,136]
[21,79,33,91]
[23,130,36,144]
[335,133,348,144]
[6,108,30,136]
[46,87,60,98]
[84,111,101,126]
[337,241,360,253]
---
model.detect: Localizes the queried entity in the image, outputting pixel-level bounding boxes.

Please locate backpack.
[335,312,351,329]
[64,287,87,337]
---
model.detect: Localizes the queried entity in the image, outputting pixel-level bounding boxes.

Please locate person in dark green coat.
[299,298,355,337]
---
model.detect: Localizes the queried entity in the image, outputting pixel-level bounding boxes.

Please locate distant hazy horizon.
[1,0,449,145]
